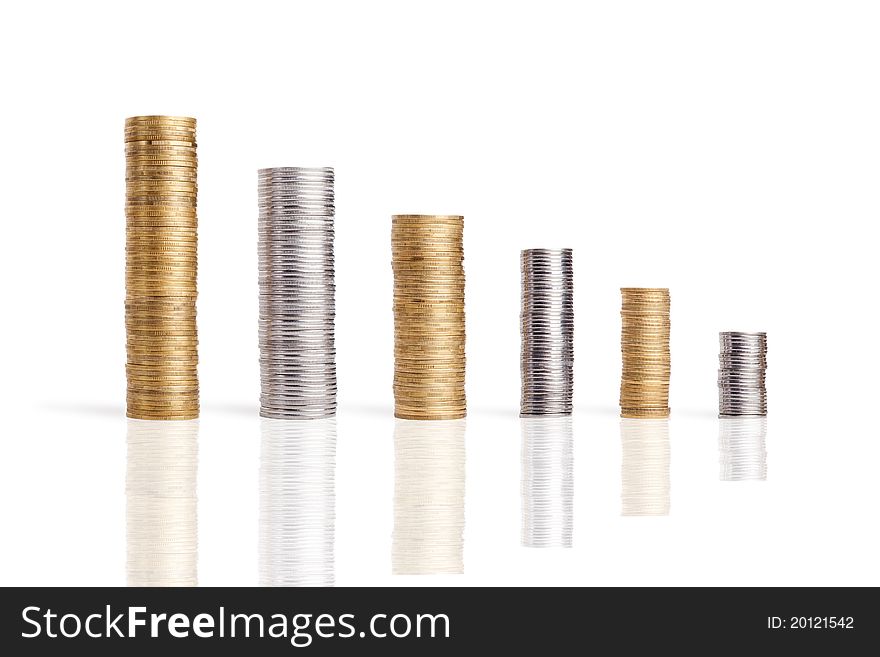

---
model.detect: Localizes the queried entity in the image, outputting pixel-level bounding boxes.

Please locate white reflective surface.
[620,419,670,516]
[259,418,336,587]
[521,417,573,547]
[126,419,198,586]
[719,417,767,481]
[392,419,465,575]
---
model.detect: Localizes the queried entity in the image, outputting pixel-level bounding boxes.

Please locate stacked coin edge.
[125,116,199,421]
[258,167,337,419]
[718,331,767,417]
[619,287,671,419]
[520,248,574,417]
[392,215,466,421]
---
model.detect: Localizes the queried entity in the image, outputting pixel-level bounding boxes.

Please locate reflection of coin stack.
[125,116,199,420]
[719,417,767,481]
[521,417,573,547]
[392,419,465,574]
[520,249,574,417]
[392,215,465,420]
[126,420,198,586]
[620,419,670,516]
[260,418,336,586]
[258,168,336,419]
[620,288,670,419]
[718,332,767,417]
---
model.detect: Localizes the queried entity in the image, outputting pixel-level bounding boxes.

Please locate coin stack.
[719,417,768,481]
[520,249,574,417]
[620,419,670,516]
[392,215,466,420]
[392,419,466,574]
[260,418,336,587]
[521,417,573,548]
[125,116,199,420]
[258,168,336,419]
[126,419,198,586]
[718,331,767,417]
[619,288,671,419]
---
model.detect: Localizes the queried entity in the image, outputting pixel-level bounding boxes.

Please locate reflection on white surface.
[392,419,465,575]
[521,417,573,547]
[620,419,670,516]
[719,417,767,481]
[259,418,336,587]
[126,419,198,586]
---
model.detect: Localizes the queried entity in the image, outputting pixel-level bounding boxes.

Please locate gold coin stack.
[619,288,670,419]
[125,116,199,420]
[392,215,466,420]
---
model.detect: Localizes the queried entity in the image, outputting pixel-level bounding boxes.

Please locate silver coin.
[718,331,767,417]
[520,249,574,417]
[258,167,336,419]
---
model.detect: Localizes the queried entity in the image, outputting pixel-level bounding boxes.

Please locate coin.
[718,331,767,417]
[125,116,199,420]
[392,215,465,421]
[258,167,336,419]
[619,288,671,419]
[520,249,574,417]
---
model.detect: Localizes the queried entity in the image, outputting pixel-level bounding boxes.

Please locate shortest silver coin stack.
[718,331,768,417]
[520,248,574,417]
[258,167,336,419]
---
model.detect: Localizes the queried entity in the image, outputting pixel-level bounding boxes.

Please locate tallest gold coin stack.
[125,116,199,420]
[391,215,466,420]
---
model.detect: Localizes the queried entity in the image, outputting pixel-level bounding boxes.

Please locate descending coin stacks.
[391,215,466,420]
[125,116,199,420]
[718,331,767,417]
[126,419,198,586]
[619,288,671,419]
[258,168,336,419]
[520,249,574,416]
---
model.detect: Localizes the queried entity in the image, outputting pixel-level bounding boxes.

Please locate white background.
[1,0,878,586]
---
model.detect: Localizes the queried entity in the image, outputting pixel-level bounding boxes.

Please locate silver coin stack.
[259,418,336,587]
[258,167,336,419]
[719,417,768,481]
[620,419,670,516]
[126,419,198,586]
[520,249,574,417]
[718,331,767,417]
[521,417,573,548]
[392,419,466,575]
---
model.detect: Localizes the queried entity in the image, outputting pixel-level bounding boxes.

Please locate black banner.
[1,587,875,653]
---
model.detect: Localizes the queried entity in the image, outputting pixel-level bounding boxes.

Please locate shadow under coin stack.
[125,116,199,420]
[391,215,466,420]
[258,168,336,419]
[619,288,671,419]
[520,249,574,417]
[718,332,767,417]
